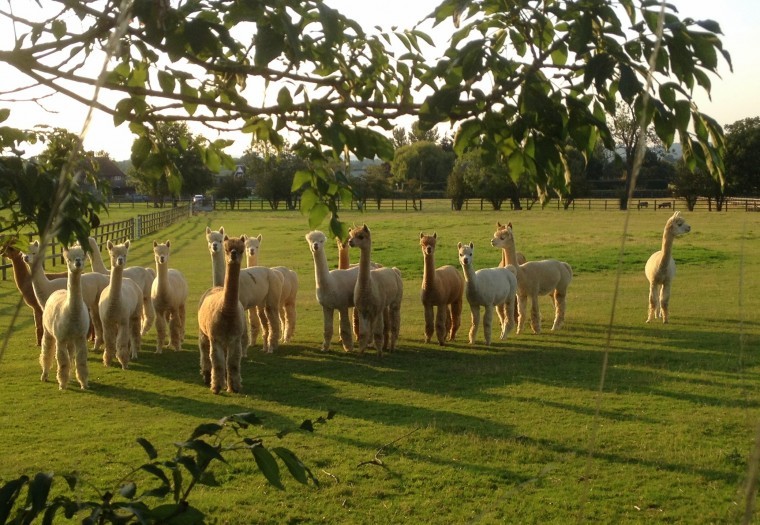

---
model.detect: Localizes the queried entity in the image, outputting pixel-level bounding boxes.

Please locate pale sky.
[0,0,757,160]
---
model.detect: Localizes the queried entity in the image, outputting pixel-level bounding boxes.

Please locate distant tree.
[244,147,307,210]
[446,167,469,211]
[359,163,392,209]
[451,148,519,211]
[724,117,760,196]
[563,145,590,208]
[392,127,409,150]
[390,141,455,194]
[670,160,722,210]
[214,177,250,210]
[409,121,440,144]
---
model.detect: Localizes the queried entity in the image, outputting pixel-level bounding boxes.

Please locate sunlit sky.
[0,0,757,160]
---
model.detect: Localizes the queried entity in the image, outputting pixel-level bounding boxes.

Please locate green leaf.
[51,20,66,40]
[0,476,29,524]
[454,119,481,156]
[28,472,54,520]
[252,445,284,490]
[299,188,320,216]
[136,437,158,460]
[157,71,175,94]
[149,503,205,524]
[119,482,137,499]
[299,419,314,432]
[551,42,568,66]
[277,87,293,109]
[188,423,223,441]
[0,108,11,124]
[254,23,284,66]
[308,203,330,229]
[695,19,722,34]
[140,464,171,486]
[291,170,312,192]
[272,447,309,485]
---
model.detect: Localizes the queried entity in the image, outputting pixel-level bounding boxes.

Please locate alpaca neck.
[28,260,55,305]
[658,231,675,270]
[422,252,436,291]
[8,252,30,292]
[66,269,83,307]
[503,238,519,266]
[461,262,477,285]
[88,239,109,273]
[357,244,372,290]
[311,248,331,288]
[108,265,124,301]
[156,262,171,294]
[246,252,258,268]
[338,246,350,270]
[222,261,242,312]
[210,249,225,287]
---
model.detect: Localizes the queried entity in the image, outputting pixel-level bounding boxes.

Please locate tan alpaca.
[88,237,156,335]
[457,242,517,345]
[645,211,691,323]
[206,227,282,353]
[348,225,403,356]
[494,222,527,266]
[490,222,573,334]
[0,243,67,346]
[151,241,189,353]
[198,235,247,394]
[419,232,464,345]
[336,236,383,270]
[23,240,109,350]
[39,246,90,390]
[244,233,299,343]
[99,240,144,369]
[305,230,361,352]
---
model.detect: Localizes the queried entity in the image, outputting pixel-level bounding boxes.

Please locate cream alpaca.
[457,242,517,345]
[348,225,403,356]
[198,235,248,394]
[151,241,189,353]
[494,222,527,266]
[244,233,299,343]
[39,246,90,390]
[645,211,691,323]
[304,230,360,352]
[88,237,156,335]
[23,240,109,350]
[419,232,464,345]
[99,240,144,369]
[490,223,573,334]
[0,243,67,346]
[206,227,283,353]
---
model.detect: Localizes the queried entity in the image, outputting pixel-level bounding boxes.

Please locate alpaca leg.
[434,305,447,346]
[33,305,44,346]
[372,314,386,357]
[504,296,516,337]
[55,341,71,390]
[249,307,261,347]
[91,307,104,352]
[321,306,335,352]
[338,308,354,353]
[423,305,435,344]
[40,331,55,382]
[647,283,658,323]
[209,342,226,394]
[227,340,243,393]
[286,302,296,342]
[381,307,391,353]
[169,311,181,352]
[660,282,672,323]
[469,306,480,344]
[352,307,360,343]
[496,303,508,340]
[199,332,212,386]
[102,320,118,367]
[155,310,167,353]
[444,309,452,340]
[73,338,89,389]
[265,302,281,353]
[389,304,401,353]
[529,296,541,334]
[255,307,270,352]
[116,327,131,369]
[130,311,142,359]
[449,299,463,341]
[516,295,528,335]
[357,314,372,354]
[141,296,156,336]
[483,305,494,346]
[552,290,567,330]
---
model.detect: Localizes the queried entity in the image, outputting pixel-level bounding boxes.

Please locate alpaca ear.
[223,235,229,241]
[107,240,113,250]
[32,240,39,248]
[219,226,225,234]
[419,232,424,239]
[166,240,171,248]
[496,222,502,228]
[124,239,130,249]
[433,232,437,239]
[153,240,158,247]
[206,226,211,234]
[256,234,262,241]
[362,224,369,232]
[507,222,513,229]
[469,242,474,249]
[242,234,248,240]
[457,242,463,249]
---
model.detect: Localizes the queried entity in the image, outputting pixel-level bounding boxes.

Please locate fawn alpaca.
[457,242,517,345]
[348,225,403,356]
[99,240,144,369]
[199,235,248,394]
[419,232,464,345]
[39,246,90,390]
[151,241,189,352]
[490,222,573,334]
[645,211,691,323]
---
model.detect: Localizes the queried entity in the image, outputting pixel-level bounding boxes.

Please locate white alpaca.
[151,241,189,353]
[457,242,517,345]
[39,245,90,390]
[305,230,360,352]
[348,225,403,356]
[99,240,144,369]
[23,240,109,351]
[198,235,247,394]
[494,223,527,266]
[206,227,283,353]
[645,211,691,323]
[244,233,299,343]
[87,237,156,336]
[490,223,573,334]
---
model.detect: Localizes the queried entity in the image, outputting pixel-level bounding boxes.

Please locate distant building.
[94,156,135,196]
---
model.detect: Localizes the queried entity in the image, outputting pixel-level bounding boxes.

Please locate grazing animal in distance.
[419,232,464,345]
[645,211,691,323]
[151,240,189,353]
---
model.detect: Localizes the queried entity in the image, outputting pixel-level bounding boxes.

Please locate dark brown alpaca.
[419,232,464,345]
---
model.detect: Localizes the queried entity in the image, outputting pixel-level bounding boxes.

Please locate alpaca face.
[107,240,130,268]
[22,240,41,265]
[490,223,514,249]
[244,234,261,259]
[667,212,691,237]
[152,241,171,265]
[347,225,370,249]
[458,242,475,267]
[224,236,246,265]
[420,232,437,256]
[305,231,327,253]
[206,227,225,254]
[64,246,86,274]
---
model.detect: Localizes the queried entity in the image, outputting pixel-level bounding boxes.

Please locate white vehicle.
[193,195,204,204]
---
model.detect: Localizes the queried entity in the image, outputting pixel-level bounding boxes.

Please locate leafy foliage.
[724,117,760,196]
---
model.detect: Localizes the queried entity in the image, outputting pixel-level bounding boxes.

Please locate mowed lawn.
[1,204,759,523]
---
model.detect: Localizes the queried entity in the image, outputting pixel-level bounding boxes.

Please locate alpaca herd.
[3,211,690,393]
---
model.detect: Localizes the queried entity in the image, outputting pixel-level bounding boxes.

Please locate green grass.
[1,206,759,523]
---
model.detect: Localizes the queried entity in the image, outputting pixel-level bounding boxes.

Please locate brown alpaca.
[348,225,403,356]
[0,243,67,346]
[198,235,247,394]
[419,232,464,345]
[39,246,90,390]
[336,236,382,343]
[151,241,189,353]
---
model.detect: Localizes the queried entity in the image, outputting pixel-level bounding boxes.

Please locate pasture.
[1,205,759,523]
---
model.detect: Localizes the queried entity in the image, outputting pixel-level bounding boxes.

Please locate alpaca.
[494,222,527,266]
[98,240,144,369]
[88,237,156,335]
[336,236,383,270]
[206,227,282,353]
[198,235,247,394]
[23,240,109,351]
[244,233,299,343]
[0,243,67,346]
[457,242,517,345]
[39,245,90,390]
[347,225,403,356]
[305,230,360,352]
[490,223,573,334]
[151,241,189,353]
[419,232,464,345]
[645,211,691,323]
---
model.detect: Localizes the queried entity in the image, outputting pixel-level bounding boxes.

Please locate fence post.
[136,215,142,239]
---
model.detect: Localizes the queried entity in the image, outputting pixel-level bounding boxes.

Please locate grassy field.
[1,204,759,523]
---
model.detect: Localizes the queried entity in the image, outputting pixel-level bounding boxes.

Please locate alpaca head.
[457,242,475,267]
[107,239,131,269]
[63,245,86,274]
[665,211,691,238]
[224,235,246,266]
[491,222,515,249]
[244,234,262,259]
[152,240,172,265]
[0,240,22,260]
[206,226,225,254]
[305,230,327,254]
[22,240,41,265]
[347,224,371,249]
[420,232,437,256]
